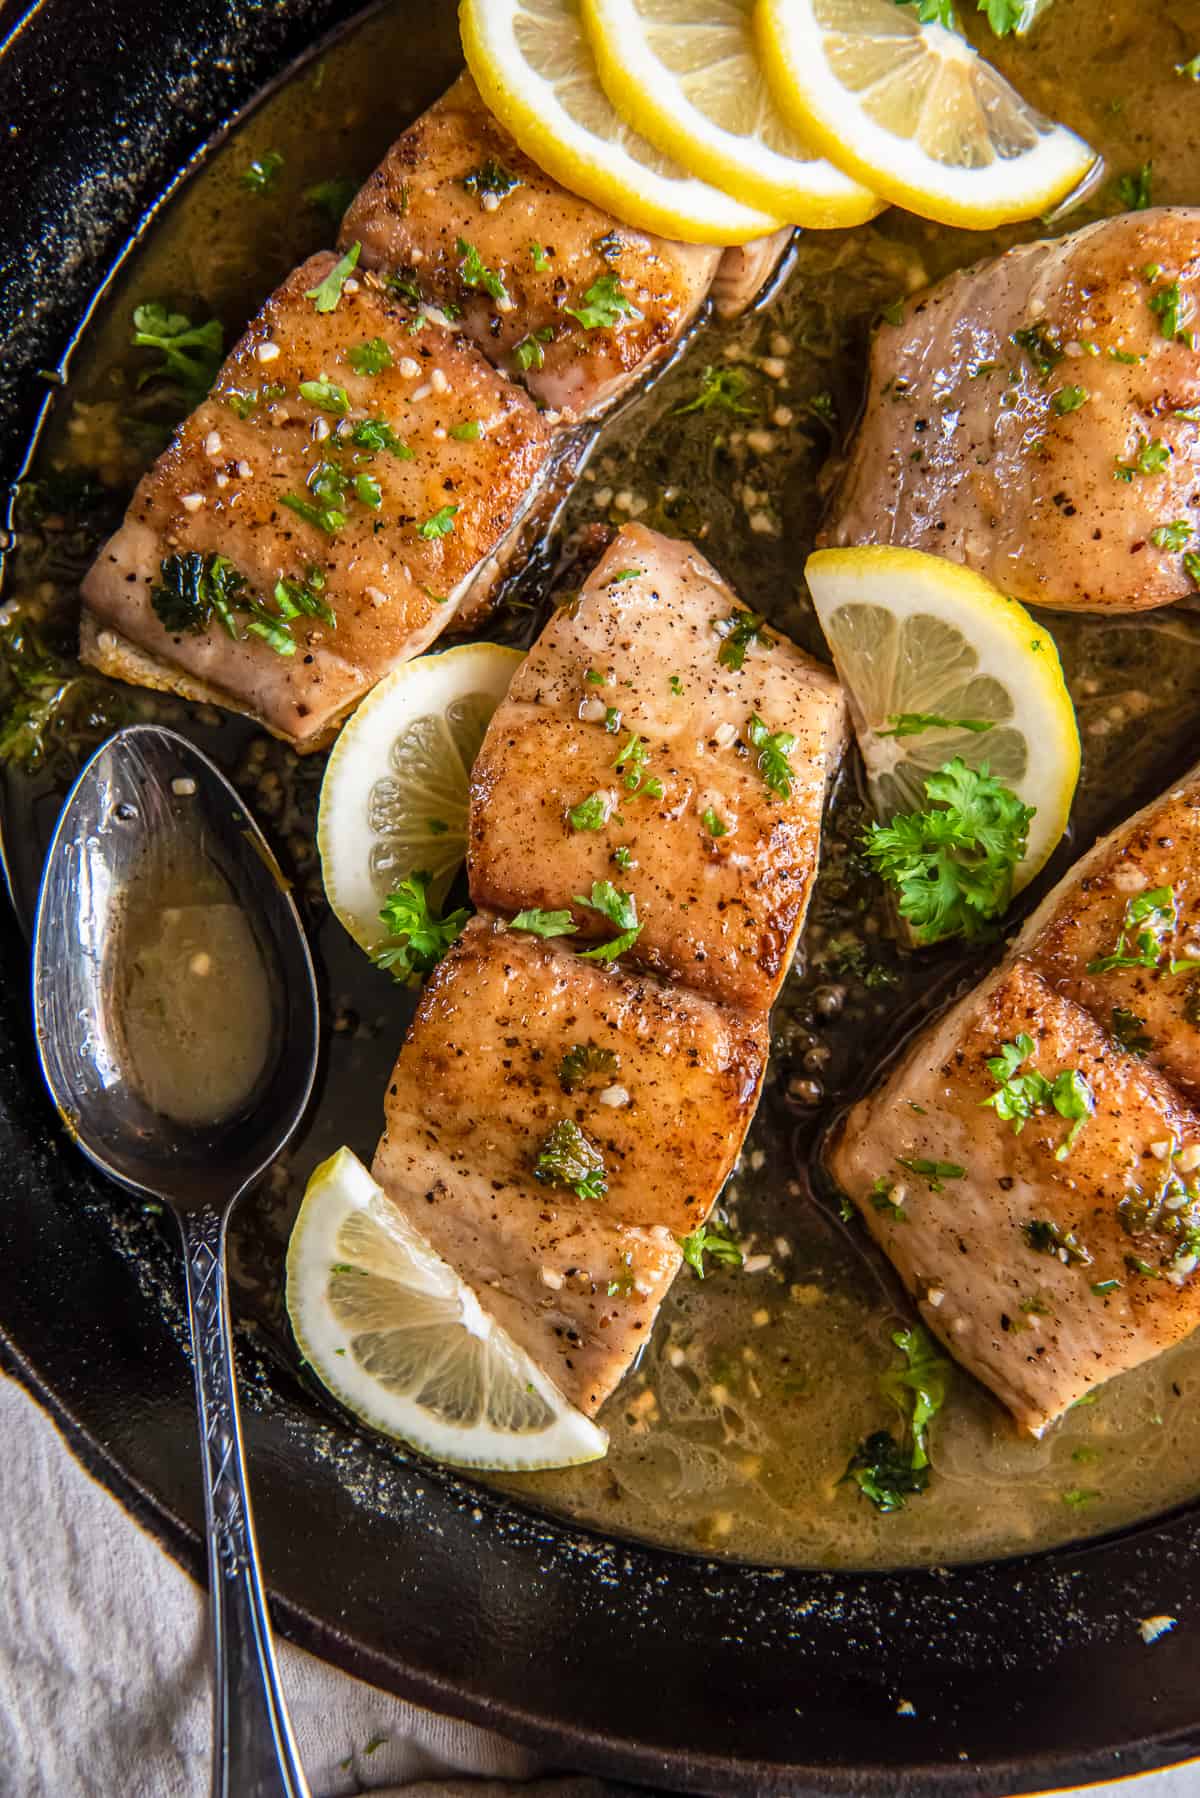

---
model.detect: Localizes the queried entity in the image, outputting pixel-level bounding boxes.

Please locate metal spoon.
[32,723,317,1798]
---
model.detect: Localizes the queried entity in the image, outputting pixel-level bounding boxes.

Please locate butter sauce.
[7,0,1200,1568]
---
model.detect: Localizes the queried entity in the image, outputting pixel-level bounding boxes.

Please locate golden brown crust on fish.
[468,523,847,1010]
[81,253,553,746]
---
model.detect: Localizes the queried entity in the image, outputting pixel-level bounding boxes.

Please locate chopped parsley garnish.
[1023,1218,1092,1266]
[894,0,955,27]
[1178,54,1200,79]
[674,364,754,416]
[1011,322,1063,381]
[534,1119,607,1201]
[1087,885,1178,972]
[298,378,350,415]
[568,791,610,831]
[863,758,1033,945]
[348,337,393,376]
[1114,437,1171,481]
[880,1326,952,1471]
[305,242,361,314]
[350,418,413,457]
[559,1042,621,1092]
[879,712,992,738]
[612,567,643,583]
[449,420,482,442]
[614,732,661,798]
[354,473,382,509]
[1111,1007,1153,1056]
[222,383,285,418]
[131,303,224,406]
[1186,552,1200,589]
[530,241,550,272]
[387,268,423,307]
[273,565,335,627]
[1092,1278,1122,1296]
[678,1215,742,1278]
[1149,279,1193,343]
[843,1432,929,1514]
[1117,162,1153,211]
[280,492,346,535]
[565,275,639,331]
[702,807,728,838]
[463,158,521,202]
[1151,521,1192,551]
[746,714,795,800]
[417,505,459,539]
[844,1325,951,1513]
[983,1034,1094,1159]
[151,551,244,638]
[896,1157,965,1192]
[714,608,770,671]
[456,237,510,306]
[510,908,577,937]
[371,872,469,983]
[1062,1487,1100,1508]
[1052,385,1089,415]
[574,881,642,962]
[304,176,358,223]
[613,845,632,871]
[513,326,554,371]
[240,150,284,194]
[150,551,312,657]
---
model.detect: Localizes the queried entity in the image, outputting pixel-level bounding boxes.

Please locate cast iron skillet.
[2,3,1200,1791]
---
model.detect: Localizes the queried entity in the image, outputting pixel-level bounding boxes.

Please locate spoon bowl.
[34,722,319,1208]
[32,723,319,1798]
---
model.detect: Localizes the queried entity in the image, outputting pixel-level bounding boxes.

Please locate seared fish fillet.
[711,230,795,320]
[342,73,722,419]
[822,209,1200,613]
[373,913,767,1413]
[829,763,1200,1433]
[469,523,848,1010]
[82,254,553,747]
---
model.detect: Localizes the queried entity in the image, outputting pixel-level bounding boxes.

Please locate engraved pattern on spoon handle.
[180,1204,311,1798]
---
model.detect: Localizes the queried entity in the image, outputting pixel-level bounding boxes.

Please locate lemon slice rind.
[806,546,1080,892]
[755,0,1096,229]
[287,1148,609,1472]
[460,0,783,245]
[318,642,522,954]
[580,0,882,227]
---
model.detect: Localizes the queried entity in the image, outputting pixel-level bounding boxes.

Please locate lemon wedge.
[318,642,522,953]
[805,546,1079,891]
[460,0,783,245]
[287,1149,609,1470]
[580,0,882,227]
[755,0,1095,228]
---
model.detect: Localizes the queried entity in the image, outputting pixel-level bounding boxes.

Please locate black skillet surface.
[2,2,1200,1791]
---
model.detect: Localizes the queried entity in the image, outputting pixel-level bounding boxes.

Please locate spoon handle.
[180,1204,311,1798]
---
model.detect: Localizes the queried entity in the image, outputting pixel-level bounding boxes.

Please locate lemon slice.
[755,0,1095,228]
[581,0,882,227]
[460,0,782,245]
[318,642,522,953]
[806,546,1079,891]
[287,1149,608,1470]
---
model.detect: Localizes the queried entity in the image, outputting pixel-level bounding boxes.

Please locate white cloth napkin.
[0,1368,1194,1798]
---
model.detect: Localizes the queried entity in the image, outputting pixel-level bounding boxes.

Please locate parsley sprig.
[1086,885,1198,974]
[983,1034,1094,1160]
[575,881,642,962]
[534,1119,607,1201]
[746,715,795,799]
[863,758,1034,945]
[131,303,224,407]
[678,1215,743,1278]
[843,1326,952,1514]
[371,872,469,984]
[714,608,771,671]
